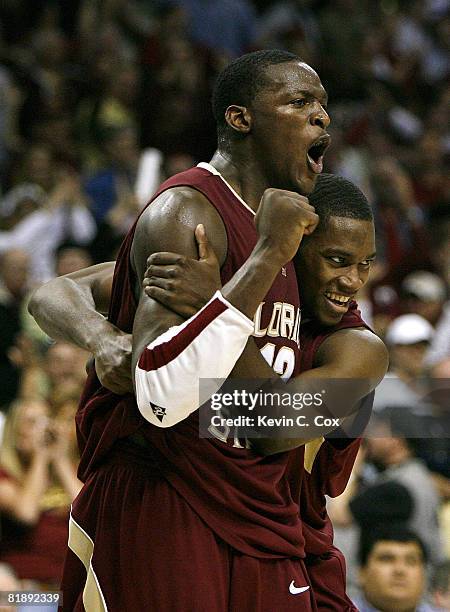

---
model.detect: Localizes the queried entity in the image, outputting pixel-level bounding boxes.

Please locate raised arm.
[131,186,318,428]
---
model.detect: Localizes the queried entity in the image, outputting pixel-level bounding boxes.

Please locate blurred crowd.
[0,0,448,608]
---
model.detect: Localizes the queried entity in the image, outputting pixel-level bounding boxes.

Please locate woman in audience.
[0,398,81,588]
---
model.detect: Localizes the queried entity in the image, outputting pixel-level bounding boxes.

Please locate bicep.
[130,190,258,428]
[311,329,388,383]
[298,329,388,405]
[131,188,228,364]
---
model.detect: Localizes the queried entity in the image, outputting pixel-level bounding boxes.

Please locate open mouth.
[324,291,351,312]
[307,135,331,174]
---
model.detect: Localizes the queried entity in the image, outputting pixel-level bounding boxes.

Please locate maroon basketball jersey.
[288,304,373,555]
[76,164,306,560]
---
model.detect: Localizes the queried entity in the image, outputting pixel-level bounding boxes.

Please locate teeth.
[325,292,350,304]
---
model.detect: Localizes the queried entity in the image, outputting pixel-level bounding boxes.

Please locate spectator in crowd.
[0,398,81,587]
[354,525,440,612]
[172,0,258,60]
[401,271,447,328]
[411,358,450,497]
[139,6,214,160]
[0,166,96,282]
[19,341,88,408]
[256,0,323,66]
[83,126,141,225]
[363,412,443,565]
[75,62,140,169]
[374,314,435,412]
[54,242,92,277]
[370,157,428,273]
[329,419,444,597]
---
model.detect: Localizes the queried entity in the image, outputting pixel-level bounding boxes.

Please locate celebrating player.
[30,50,387,611]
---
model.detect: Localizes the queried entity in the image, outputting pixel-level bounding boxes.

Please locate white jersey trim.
[68,510,109,611]
[135,291,254,428]
[197,162,255,217]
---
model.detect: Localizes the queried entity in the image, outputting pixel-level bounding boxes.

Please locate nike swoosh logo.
[289,580,310,595]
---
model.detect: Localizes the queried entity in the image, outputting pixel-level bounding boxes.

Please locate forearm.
[53,457,82,500]
[250,379,372,455]
[29,277,113,353]
[134,245,284,428]
[15,455,49,524]
[221,241,284,319]
[250,333,386,455]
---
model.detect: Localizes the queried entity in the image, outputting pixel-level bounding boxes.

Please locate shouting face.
[248,61,330,195]
[295,216,376,326]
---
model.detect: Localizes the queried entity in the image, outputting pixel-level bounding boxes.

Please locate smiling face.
[359,541,425,612]
[295,216,376,326]
[249,61,330,195]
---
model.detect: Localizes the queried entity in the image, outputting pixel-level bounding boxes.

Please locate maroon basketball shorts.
[62,446,317,611]
[305,546,358,611]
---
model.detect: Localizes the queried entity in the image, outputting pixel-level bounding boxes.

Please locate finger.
[144,277,172,291]
[308,213,320,233]
[145,284,174,306]
[195,223,219,265]
[145,285,197,318]
[195,224,209,261]
[144,265,178,281]
[147,252,186,266]
[292,198,315,213]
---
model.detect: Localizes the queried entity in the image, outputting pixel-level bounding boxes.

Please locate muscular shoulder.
[315,328,389,382]
[131,186,227,279]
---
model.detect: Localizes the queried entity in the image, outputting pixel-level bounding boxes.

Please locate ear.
[224,105,252,134]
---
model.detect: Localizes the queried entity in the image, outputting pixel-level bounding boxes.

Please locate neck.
[209,149,269,213]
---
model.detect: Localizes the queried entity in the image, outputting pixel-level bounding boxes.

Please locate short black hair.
[358,525,428,567]
[212,50,301,146]
[308,173,373,231]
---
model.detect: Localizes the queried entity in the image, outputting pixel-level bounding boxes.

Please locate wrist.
[86,318,118,355]
[252,238,287,271]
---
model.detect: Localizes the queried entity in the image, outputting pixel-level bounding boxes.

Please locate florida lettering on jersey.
[253,301,301,348]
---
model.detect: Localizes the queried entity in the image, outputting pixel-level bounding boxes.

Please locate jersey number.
[260,343,295,381]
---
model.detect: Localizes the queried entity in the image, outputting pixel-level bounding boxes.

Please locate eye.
[291,98,308,107]
[328,256,345,264]
[360,259,374,267]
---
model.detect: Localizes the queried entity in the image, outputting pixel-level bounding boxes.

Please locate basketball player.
[140,172,383,611]
[29,52,387,610]
[141,172,383,611]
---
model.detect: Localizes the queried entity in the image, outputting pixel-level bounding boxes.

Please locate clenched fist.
[255,189,319,266]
